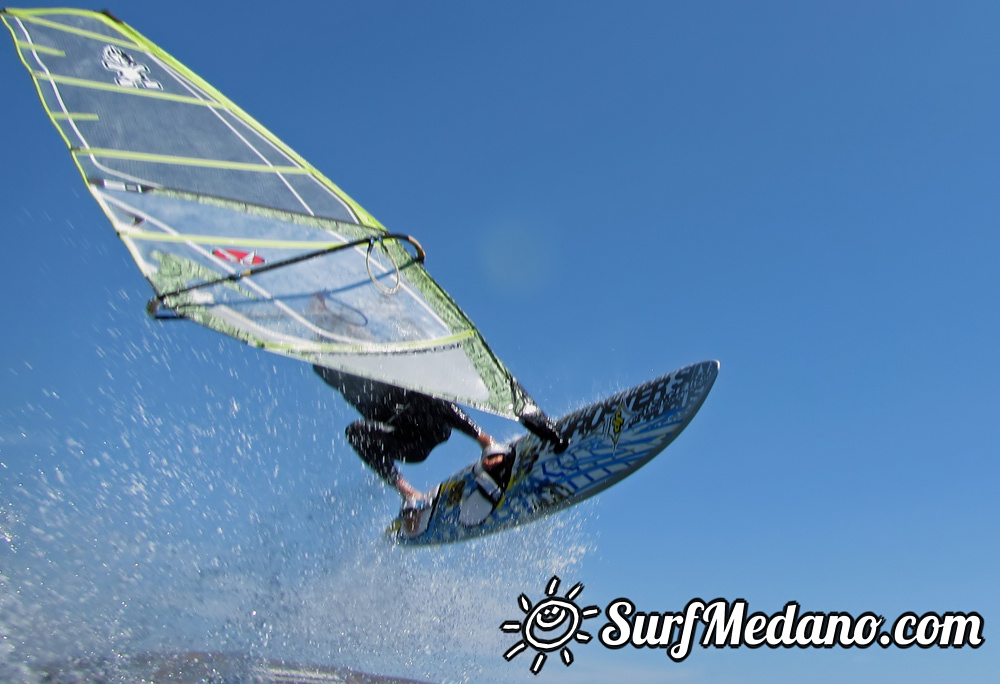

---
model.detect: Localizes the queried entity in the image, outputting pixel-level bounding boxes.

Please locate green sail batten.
[33,72,233,106]
[14,39,63,55]
[74,147,312,174]
[11,11,144,50]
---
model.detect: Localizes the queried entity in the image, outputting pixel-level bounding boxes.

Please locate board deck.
[389,360,719,545]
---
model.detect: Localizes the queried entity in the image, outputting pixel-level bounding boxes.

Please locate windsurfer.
[313,365,514,512]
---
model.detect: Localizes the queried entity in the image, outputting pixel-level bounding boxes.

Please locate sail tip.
[100,9,124,24]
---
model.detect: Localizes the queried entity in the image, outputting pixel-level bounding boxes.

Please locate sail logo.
[212,248,264,266]
[101,45,162,89]
[500,575,601,675]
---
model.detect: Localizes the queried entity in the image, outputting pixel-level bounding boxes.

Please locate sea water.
[0,317,594,684]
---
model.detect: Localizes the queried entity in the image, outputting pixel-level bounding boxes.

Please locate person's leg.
[344,420,422,501]
[405,394,518,501]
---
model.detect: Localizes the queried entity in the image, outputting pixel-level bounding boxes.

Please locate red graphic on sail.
[212,248,264,266]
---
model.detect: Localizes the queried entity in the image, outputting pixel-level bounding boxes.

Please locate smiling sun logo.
[500,575,601,675]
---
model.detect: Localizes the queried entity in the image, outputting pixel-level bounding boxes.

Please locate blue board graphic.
[389,360,719,545]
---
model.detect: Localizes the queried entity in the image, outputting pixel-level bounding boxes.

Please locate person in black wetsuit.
[314,365,512,509]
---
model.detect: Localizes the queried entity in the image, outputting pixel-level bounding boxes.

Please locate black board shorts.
[314,365,480,486]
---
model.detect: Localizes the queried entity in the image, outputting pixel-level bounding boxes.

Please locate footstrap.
[472,460,504,504]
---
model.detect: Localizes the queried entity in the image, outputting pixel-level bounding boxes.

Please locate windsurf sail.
[2,7,555,426]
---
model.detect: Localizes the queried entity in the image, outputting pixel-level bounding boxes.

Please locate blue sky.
[1,2,997,682]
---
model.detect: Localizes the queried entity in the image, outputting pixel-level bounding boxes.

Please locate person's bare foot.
[477,432,507,467]
[396,476,424,503]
